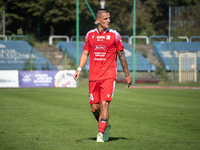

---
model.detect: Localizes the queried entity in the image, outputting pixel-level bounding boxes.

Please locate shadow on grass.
[87,137,130,141]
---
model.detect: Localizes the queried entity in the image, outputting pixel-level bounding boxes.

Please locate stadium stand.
[57,41,155,71]
[153,41,200,71]
[0,41,57,70]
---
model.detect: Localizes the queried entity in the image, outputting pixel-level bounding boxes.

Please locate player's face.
[97,13,110,31]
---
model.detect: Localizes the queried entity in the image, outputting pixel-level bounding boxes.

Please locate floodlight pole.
[76,0,79,71]
[3,10,5,40]
[38,18,40,42]
[169,7,171,40]
[171,48,174,82]
[85,0,96,21]
[132,0,136,85]
[100,0,105,9]
[30,48,33,70]
[64,51,67,70]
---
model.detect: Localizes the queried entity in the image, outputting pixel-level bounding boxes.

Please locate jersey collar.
[96,28,110,34]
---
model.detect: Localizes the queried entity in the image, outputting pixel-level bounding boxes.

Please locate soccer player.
[73,9,132,142]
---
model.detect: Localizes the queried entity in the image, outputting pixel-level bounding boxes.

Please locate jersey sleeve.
[115,32,124,52]
[83,32,90,51]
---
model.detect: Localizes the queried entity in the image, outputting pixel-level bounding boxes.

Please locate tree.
[0,0,24,35]
[165,0,200,37]
[18,0,76,39]
[2,0,199,41]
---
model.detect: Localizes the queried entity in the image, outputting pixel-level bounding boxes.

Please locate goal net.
[179,52,197,83]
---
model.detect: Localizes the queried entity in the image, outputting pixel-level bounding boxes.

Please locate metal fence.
[170,6,200,40]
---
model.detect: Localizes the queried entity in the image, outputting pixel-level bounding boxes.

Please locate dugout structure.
[179,52,197,83]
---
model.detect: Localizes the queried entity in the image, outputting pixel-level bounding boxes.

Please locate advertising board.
[0,70,19,88]
[19,70,77,88]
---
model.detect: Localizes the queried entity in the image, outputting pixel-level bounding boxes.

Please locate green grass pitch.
[0,82,200,150]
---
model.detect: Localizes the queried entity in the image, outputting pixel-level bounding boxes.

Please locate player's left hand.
[124,76,132,88]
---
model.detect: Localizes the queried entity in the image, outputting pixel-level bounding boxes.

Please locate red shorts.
[89,79,116,104]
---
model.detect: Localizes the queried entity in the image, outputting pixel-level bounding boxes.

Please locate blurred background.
[0,0,200,83]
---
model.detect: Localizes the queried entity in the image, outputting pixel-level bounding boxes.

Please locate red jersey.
[83,28,124,81]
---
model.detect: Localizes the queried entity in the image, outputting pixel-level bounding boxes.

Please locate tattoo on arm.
[118,50,130,77]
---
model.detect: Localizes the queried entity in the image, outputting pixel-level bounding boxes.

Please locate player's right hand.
[73,71,81,81]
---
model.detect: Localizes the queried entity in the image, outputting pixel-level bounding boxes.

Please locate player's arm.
[117,50,132,87]
[73,50,89,81]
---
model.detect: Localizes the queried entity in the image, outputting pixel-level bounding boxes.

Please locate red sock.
[98,122,107,134]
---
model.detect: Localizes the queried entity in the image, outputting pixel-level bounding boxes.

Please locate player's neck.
[97,26,107,32]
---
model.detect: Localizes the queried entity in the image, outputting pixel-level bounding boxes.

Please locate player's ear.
[96,18,100,24]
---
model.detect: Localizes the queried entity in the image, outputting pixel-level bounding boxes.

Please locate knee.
[91,104,100,113]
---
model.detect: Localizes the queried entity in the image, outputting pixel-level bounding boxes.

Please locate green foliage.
[156,66,168,80]
[80,69,89,79]
[23,57,37,70]
[17,28,23,35]
[157,29,165,35]
[41,61,51,70]
[9,28,36,46]
[27,33,36,47]
[171,28,179,39]
[167,0,200,6]
[142,52,147,58]
[0,1,24,35]
[10,34,27,41]
[65,54,78,70]
[138,48,148,58]
[1,0,200,40]
[139,26,156,36]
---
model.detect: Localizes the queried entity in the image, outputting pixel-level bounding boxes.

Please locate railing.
[70,36,85,41]
[1,35,199,45]
[148,36,169,44]
[130,36,149,45]
[121,36,130,44]
[169,36,189,42]
[0,35,7,41]
[9,35,27,41]
[49,35,69,45]
[190,36,200,42]
[63,35,200,44]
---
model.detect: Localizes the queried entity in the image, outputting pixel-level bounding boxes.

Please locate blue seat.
[57,41,155,71]
[153,41,200,71]
[0,41,57,70]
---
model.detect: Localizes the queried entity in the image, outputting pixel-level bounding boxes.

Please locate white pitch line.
[1,106,63,109]
[0,106,90,109]
[0,105,185,109]
[111,105,185,108]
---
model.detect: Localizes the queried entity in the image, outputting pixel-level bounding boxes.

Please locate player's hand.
[73,71,81,81]
[124,76,132,88]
